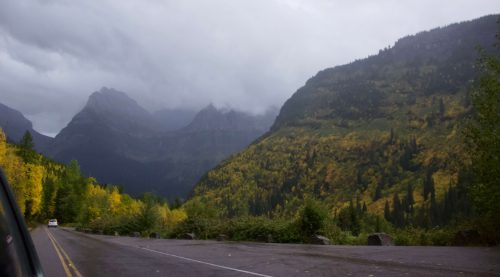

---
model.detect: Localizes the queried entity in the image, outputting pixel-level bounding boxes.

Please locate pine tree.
[400,136,418,171]
[384,200,391,222]
[349,200,360,236]
[355,194,362,215]
[423,169,435,201]
[18,131,36,163]
[406,184,414,214]
[443,187,451,223]
[430,189,438,226]
[373,183,382,201]
[392,193,403,227]
[20,131,34,150]
[410,136,418,153]
[438,98,445,119]
[136,192,160,232]
[389,128,395,144]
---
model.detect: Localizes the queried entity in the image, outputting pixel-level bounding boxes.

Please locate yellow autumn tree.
[0,129,6,162]
[23,164,44,218]
[1,147,28,213]
[108,186,122,215]
[80,184,108,224]
[155,204,187,233]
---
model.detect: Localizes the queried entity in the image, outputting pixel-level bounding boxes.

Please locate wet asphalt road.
[31,226,500,277]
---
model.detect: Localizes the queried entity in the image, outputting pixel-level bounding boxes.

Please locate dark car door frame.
[0,168,44,276]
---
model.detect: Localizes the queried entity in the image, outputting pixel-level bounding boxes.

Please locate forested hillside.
[0,129,186,235]
[190,15,499,241]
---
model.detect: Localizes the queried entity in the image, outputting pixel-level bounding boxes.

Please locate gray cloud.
[0,0,498,136]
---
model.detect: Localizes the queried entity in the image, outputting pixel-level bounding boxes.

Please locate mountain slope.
[139,105,277,197]
[0,102,53,151]
[47,87,159,162]
[192,15,499,217]
[46,88,277,198]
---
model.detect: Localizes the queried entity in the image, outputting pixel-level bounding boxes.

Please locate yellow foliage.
[24,164,44,217]
[432,170,455,199]
[155,204,187,231]
[108,187,122,215]
[1,147,28,213]
[83,184,108,221]
[368,199,386,215]
[0,129,6,161]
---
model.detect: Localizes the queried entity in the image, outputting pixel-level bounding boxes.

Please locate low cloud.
[0,0,498,135]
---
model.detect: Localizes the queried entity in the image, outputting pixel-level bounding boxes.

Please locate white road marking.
[138,246,273,277]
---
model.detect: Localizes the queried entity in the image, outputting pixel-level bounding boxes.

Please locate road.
[30,226,499,277]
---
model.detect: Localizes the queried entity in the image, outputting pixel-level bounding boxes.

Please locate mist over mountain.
[183,104,277,132]
[192,15,499,217]
[152,108,197,132]
[43,87,277,198]
[85,87,158,133]
[0,102,53,151]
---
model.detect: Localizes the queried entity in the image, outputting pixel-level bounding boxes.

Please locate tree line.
[0,130,186,236]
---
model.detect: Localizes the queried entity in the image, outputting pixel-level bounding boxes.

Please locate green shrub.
[226,217,301,243]
[392,228,454,246]
[297,198,327,239]
[427,229,453,246]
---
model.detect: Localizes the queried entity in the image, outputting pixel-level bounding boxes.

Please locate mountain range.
[1,15,497,210]
[0,87,277,199]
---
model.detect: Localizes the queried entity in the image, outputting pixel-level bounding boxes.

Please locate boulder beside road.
[368,233,394,246]
[180,233,196,240]
[453,229,480,246]
[311,235,330,245]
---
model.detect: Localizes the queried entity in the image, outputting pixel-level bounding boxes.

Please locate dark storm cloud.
[0,0,498,135]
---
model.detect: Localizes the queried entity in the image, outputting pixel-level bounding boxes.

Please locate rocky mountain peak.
[184,104,246,132]
[85,87,150,118]
[197,103,218,115]
[183,104,277,133]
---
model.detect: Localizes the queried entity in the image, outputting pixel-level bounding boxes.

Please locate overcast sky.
[0,0,498,136]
